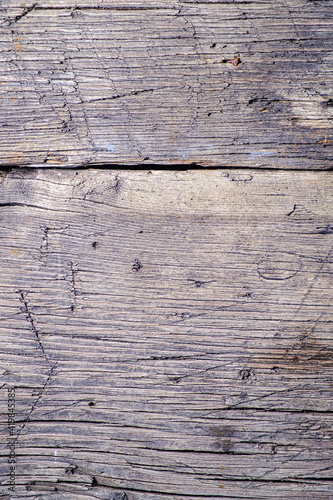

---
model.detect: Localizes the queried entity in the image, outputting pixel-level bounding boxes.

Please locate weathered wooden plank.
[0,169,332,499]
[1,0,333,168]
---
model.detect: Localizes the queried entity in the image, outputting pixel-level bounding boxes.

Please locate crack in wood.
[13,363,57,444]
[68,261,79,312]
[18,290,51,365]
[12,3,37,23]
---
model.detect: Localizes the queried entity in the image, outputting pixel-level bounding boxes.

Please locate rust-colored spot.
[318,137,331,145]
[14,37,23,52]
[221,56,242,66]
[219,483,225,488]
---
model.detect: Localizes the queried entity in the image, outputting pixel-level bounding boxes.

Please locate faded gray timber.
[1,0,333,168]
[0,169,332,499]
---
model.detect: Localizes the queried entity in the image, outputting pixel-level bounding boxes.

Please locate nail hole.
[132,258,143,272]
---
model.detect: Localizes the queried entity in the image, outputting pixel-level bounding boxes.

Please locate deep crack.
[18,290,50,365]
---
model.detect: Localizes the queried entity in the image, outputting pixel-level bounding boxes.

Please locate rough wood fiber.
[0,169,332,499]
[1,0,333,168]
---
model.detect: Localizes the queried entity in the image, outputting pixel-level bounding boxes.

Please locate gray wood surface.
[0,169,332,499]
[1,0,333,168]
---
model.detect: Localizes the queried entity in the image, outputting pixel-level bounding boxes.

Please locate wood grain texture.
[0,168,332,499]
[1,0,333,168]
